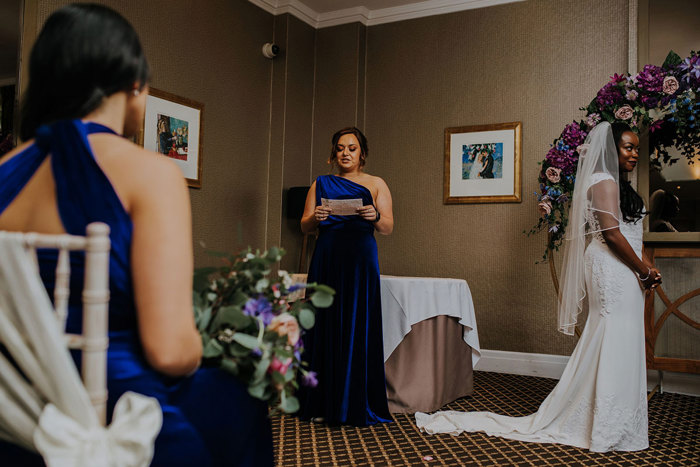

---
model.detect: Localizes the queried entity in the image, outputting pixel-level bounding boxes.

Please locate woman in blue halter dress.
[0,4,272,466]
[298,127,394,426]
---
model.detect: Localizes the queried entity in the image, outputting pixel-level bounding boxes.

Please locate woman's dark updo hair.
[329,127,369,168]
[20,3,150,140]
[611,122,645,222]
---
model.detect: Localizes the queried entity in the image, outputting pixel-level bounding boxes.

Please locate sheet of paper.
[321,197,363,216]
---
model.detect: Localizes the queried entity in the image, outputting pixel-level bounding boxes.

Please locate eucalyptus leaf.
[281,395,299,413]
[255,278,270,293]
[230,291,249,307]
[202,338,224,358]
[310,290,333,308]
[248,381,266,399]
[221,358,238,375]
[271,371,285,384]
[298,308,315,330]
[196,306,213,332]
[232,333,261,350]
[227,343,250,357]
[284,369,295,382]
[252,357,270,383]
[212,305,251,330]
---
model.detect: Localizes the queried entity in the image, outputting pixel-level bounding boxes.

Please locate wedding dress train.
[416,213,648,452]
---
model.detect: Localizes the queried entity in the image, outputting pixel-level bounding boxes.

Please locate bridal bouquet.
[192,247,334,413]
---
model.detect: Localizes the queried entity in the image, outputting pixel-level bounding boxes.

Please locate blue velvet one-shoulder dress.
[0,120,273,466]
[298,175,392,426]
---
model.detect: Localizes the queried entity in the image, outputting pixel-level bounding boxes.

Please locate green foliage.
[192,247,335,414]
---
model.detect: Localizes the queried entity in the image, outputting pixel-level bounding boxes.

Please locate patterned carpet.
[271,371,699,466]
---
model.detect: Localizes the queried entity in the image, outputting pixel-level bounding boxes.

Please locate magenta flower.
[268,356,292,375]
[636,64,665,92]
[596,82,624,107]
[561,121,587,148]
[545,148,577,175]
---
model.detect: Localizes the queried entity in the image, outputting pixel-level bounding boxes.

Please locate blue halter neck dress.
[0,119,273,466]
[298,175,392,426]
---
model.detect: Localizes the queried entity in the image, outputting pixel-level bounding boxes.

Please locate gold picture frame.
[444,122,522,204]
[139,88,204,188]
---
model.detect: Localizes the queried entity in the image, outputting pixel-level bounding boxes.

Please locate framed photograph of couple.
[444,122,522,204]
[140,88,204,188]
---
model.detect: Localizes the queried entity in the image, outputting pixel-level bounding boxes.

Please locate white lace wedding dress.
[416,180,648,452]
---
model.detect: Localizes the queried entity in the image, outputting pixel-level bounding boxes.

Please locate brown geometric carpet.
[271,371,699,466]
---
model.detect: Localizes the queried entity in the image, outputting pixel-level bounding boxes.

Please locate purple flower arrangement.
[193,247,335,413]
[529,51,699,261]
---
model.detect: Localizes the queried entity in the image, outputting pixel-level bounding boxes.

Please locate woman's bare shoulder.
[89,134,186,205]
[365,173,389,190]
[92,134,182,178]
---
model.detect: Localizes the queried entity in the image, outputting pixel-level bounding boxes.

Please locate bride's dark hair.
[611,122,645,222]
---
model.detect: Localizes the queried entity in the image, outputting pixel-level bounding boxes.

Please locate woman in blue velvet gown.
[0,4,272,466]
[298,127,394,426]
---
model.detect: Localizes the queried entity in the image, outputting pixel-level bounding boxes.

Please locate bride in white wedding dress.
[416,122,662,452]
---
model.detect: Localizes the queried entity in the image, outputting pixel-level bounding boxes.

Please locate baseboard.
[475,349,700,397]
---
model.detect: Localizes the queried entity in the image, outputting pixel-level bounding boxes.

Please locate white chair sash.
[34,391,162,467]
[0,232,162,466]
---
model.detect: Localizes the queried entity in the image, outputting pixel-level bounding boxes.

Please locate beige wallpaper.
[362,0,630,355]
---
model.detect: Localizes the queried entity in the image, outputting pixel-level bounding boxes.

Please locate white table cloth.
[380,275,481,365]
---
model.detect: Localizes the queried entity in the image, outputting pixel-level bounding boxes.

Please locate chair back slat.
[3,222,111,425]
[54,248,71,329]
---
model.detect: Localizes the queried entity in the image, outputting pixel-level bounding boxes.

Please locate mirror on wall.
[0,0,22,157]
[641,0,700,239]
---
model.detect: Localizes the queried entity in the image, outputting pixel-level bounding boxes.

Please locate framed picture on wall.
[443,122,522,204]
[140,88,204,188]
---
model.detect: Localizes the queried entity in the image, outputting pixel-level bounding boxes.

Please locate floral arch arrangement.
[529,51,700,262]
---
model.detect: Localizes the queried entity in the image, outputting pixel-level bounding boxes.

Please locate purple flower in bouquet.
[243,296,275,326]
[545,147,577,175]
[586,113,601,129]
[679,55,700,83]
[649,120,663,132]
[636,64,665,92]
[561,121,587,148]
[301,371,318,388]
[625,89,639,101]
[596,81,624,107]
[609,73,627,84]
[641,95,659,109]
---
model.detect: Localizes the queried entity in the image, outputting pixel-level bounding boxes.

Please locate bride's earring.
[132,89,140,97]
